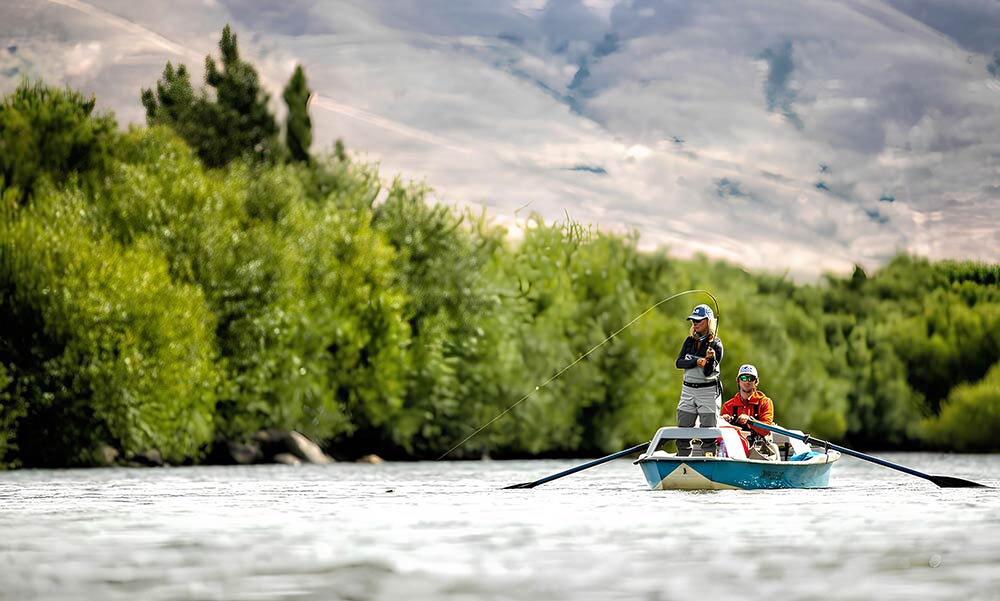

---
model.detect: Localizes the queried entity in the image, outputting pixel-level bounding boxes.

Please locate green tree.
[0,359,25,469]
[0,187,221,467]
[98,127,408,447]
[138,62,206,160]
[141,25,280,167]
[370,181,522,456]
[921,361,1000,451]
[283,65,313,163]
[0,80,116,204]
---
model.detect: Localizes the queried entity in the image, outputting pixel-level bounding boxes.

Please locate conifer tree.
[141,25,280,167]
[282,65,313,163]
[139,62,204,154]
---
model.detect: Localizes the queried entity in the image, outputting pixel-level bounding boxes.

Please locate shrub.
[0,188,221,466]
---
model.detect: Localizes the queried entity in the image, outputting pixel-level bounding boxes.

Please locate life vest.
[728,402,762,422]
[721,390,773,438]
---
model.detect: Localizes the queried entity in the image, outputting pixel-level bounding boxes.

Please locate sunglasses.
[739,375,757,382]
[690,318,706,324]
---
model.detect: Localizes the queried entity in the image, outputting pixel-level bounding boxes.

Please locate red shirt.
[721,390,774,437]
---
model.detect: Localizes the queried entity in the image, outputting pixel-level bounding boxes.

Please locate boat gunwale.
[635,452,841,467]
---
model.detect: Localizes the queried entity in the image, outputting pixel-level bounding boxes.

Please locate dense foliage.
[0,82,116,204]
[1,52,998,467]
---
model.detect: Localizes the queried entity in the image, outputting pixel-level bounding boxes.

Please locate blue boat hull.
[637,456,837,490]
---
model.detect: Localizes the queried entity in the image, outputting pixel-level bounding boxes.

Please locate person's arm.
[720,398,734,422]
[750,396,774,436]
[702,338,723,376]
[675,337,699,369]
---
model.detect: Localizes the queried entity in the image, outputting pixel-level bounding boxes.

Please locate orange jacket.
[721,390,774,437]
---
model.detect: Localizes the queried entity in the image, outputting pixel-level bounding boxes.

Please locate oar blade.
[928,475,990,488]
[502,482,537,490]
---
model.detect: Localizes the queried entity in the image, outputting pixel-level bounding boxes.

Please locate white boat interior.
[638,424,820,462]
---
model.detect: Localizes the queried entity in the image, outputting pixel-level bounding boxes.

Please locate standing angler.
[674,304,724,456]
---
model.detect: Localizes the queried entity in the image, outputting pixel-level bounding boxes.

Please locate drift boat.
[634,424,840,490]
[504,420,985,490]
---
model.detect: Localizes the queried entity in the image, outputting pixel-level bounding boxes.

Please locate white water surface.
[1,454,998,601]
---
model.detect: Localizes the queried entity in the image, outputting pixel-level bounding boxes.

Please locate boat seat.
[641,424,816,462]
[768,428,812,459]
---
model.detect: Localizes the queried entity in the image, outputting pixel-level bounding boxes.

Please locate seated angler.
[721,364,778,460]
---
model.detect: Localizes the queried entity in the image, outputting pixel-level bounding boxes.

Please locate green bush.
[921,362,1000,451]
[97,127,408,445]
[0,80,117,204]
[372,181,514,456]
[0,188,221,466]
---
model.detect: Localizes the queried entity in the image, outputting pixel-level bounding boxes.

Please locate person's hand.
[706,348,715,360]
[722,414,732,422]
[736,414,749,425]
[697,358,707,367]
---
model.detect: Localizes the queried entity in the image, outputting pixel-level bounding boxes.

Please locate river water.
[1,453,998,601]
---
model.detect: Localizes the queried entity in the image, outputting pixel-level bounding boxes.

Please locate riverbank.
[86,430,392,468]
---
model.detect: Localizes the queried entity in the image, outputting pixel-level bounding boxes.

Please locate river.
[1,453,998,600]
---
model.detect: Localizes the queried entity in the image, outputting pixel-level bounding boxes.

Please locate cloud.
[64,41,102,76]
[218,0,334,36]
[884,0,1000,54]
[564,164,608,174]
[758,40,802,129]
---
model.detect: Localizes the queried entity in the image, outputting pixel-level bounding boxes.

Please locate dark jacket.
[675,335,724,379]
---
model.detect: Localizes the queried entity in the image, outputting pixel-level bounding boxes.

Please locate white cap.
[738,364,758,380]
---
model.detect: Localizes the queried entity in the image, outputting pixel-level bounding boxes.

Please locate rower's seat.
[768,429,810,460]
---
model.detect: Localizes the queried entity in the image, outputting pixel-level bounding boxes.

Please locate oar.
[749,420,989,488]
[503,441,650,489]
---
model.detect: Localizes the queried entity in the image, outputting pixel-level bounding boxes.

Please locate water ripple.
[0,454,998,600]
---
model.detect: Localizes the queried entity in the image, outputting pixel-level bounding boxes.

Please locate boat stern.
[639,457,741,490]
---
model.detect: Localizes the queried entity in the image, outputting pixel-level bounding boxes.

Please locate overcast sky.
[2,0,998,278]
